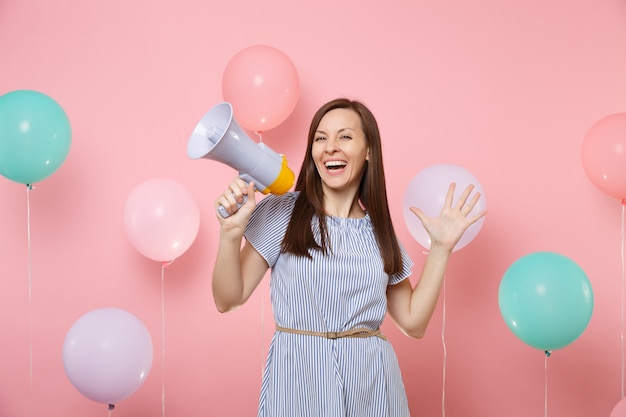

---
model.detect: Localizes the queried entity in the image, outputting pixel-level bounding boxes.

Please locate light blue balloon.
[0,90,71,185]
[498,252,594,351]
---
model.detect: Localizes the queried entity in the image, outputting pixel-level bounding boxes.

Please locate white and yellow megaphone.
[187,102,295,217]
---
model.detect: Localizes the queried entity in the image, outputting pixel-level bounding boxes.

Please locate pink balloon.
[403,164,487,252]
[124,178,200,262]
[63,308,153,405]
[611,397,626,417]
[222,45,299,132]
[581,112,626,201]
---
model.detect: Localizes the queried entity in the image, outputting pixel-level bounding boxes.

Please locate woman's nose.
[324,137,338,152]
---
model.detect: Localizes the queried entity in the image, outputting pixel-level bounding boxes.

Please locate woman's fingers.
[416,182,485,221]
[216,178,249,216]
[452,183,474,210]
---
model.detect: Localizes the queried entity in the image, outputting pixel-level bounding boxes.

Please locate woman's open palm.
[410,183,487,252]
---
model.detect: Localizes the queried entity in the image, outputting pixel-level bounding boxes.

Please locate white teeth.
[325,161,347,168]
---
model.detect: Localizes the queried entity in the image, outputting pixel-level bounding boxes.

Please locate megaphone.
[187,102,295,217]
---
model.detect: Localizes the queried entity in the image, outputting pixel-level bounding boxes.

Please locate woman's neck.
[322,191,365,218]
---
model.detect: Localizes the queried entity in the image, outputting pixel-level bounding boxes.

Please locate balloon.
[63,308,153,405]
[402,163,486,251]
[222,45,299,133]
[498,252,594,351]
[581,112,626,200]
[124,178,200,262]
[611,397,626,417]
[0,90,71,184]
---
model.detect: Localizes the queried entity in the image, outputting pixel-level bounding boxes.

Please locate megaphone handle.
[218,174,259,218]
[218,194,248,218]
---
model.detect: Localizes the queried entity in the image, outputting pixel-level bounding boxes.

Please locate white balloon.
[63,308,153,405]
[403,164,487,251]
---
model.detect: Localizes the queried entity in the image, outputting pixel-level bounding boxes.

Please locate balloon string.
[260,277,265,379]
[543,350,552,417]
[620,200,626,398]
[441,275,447,417]
[255,131,263,143]
[161,262,171,417]
[26,184,33,416]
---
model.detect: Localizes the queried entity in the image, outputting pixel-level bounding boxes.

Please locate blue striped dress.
[244,192,414,417]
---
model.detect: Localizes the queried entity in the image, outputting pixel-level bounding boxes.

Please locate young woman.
[212,98,486,416]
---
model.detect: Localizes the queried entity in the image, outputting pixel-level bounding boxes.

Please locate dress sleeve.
[389,241,414,285]
[244,192,297,268]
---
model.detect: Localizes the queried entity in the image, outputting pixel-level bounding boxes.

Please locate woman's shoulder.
[245,191,298,246]
[252,191,299,218]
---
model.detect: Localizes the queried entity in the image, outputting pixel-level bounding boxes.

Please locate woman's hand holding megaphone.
[215,178,257,227]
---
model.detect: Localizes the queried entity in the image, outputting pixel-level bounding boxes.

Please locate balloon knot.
[26,183,33,190]
[162,260,174,268]
[621,199,626,206]
[108,404,115,410]
[544,350,552,357]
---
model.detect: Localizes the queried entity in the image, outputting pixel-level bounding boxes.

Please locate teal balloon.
[0,90,71,184]
[498,252,593,351]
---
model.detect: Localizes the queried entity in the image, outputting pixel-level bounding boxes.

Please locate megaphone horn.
[187,102,295,217]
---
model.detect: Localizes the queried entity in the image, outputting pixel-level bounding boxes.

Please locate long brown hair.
[281,98,403,275]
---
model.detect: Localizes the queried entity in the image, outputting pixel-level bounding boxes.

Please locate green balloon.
[0,90,72,185]
[498,252,594,351]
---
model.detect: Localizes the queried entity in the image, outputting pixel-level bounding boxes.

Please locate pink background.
[1,0,626,416]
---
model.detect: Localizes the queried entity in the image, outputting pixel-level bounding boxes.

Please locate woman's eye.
[340,134,352,140]
[315,136,326,142]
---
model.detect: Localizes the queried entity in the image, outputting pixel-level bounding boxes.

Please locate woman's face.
[311,108,370,194]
